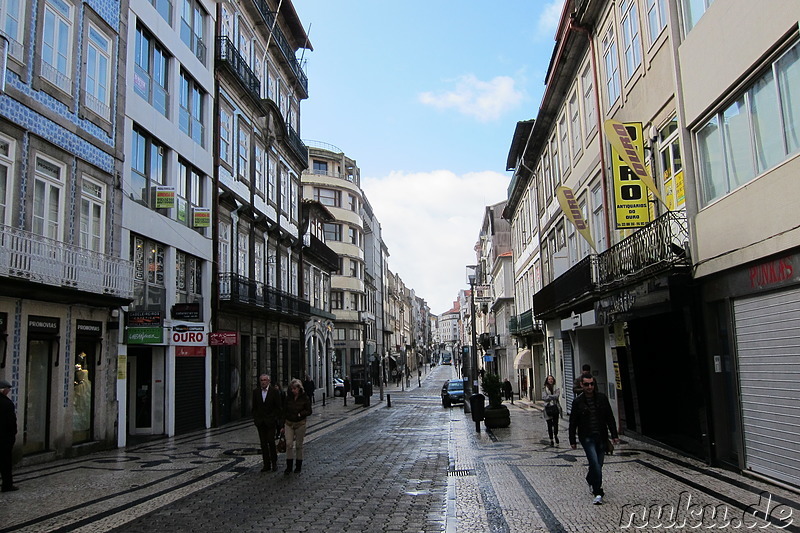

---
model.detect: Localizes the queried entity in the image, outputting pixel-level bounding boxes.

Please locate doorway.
[24,339,53,455]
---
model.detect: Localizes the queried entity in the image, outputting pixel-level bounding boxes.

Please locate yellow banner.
[605,119,664,205]
[610,122,651,229]
[556,186,596,251]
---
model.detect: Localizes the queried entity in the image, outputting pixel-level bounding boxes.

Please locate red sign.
[209,331,239,346]
[176,346,206,357]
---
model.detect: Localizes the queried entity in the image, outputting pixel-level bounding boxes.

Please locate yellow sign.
[556,186,596,251]
[610,122,651,229]
[193,207,211,228]
[605,120,665,204]
[155,186,175,209]
[117,354,127,380]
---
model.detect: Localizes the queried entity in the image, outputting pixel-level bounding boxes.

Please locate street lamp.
[466,265,480,401]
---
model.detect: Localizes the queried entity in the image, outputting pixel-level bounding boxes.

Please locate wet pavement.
[2,365,799,532]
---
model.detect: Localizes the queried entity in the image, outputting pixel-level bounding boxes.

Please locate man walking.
[0,379,18,492]
[569,375,619,505]
[252,374,283,472]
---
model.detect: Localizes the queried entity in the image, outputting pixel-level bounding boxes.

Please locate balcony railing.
[250,0,309,96]
[533,255,598,317]
[306,234,339,271]
[219,272,310,318]
[0,224,134,299]
[596,210,690,289]
[216,36,260,104]
[509,309,543,336]
[286,125,308,163]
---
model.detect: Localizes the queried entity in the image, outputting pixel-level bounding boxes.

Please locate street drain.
[447,469,475,477]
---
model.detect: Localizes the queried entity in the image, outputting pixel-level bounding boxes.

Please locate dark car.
[441,379,465,407]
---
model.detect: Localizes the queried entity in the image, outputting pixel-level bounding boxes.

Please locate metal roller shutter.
[734,286,800,487]
[563,335,575,413]
[175,357,205,434]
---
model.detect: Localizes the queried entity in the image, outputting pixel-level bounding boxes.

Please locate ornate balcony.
[533,255,598,318]
[509,309,544,339]
[216,36,260,105]
[0,224,134,303]
[250,0,309,97]
[218,272,310,319]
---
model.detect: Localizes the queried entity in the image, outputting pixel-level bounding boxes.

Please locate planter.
[483,405,510,429]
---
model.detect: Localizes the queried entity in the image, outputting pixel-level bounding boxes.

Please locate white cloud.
[418,74,523,122]
[362,169,508,314]
[536,0,563,40]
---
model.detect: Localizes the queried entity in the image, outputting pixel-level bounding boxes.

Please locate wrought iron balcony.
[596,210,690,290]
[216,36,260,105]
[508,309,543,336]
[0,224,134,300]
[218,272,310,318]
[250,0,309,96]
[286,125,308,165]
[533,255,598,318]
[305,234,338,271]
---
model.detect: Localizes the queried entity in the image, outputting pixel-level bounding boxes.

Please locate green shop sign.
[126,327,164,344]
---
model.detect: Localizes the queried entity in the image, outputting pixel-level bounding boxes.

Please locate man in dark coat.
[252,374,283,472]
[0,379,18,492]
[569,374,619,505]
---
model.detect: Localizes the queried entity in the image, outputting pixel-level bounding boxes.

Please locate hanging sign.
[556,186,596,251]
[155,186,175,209]
[605,119,664,204]
[608,122,652,229]
[193,207,211,227]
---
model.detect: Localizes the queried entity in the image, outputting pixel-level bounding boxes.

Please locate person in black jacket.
[0,379,18,492]
[568,375,619,505]
[282,379,312,474]
[252,374,283,472]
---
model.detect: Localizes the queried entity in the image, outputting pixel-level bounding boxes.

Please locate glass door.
[24,340,52,454]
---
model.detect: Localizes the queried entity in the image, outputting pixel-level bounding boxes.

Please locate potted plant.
[481,373,510,428]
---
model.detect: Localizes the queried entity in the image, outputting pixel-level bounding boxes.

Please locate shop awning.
[513,349,532,369]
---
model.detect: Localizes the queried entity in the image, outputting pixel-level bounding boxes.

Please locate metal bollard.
[387,394,391,408]
[322,392,326,407]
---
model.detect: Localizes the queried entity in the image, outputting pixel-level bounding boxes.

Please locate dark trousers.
[546,418,559,440]
[1,444,13,489]
[255,422,277,467]
[579,434,606,496]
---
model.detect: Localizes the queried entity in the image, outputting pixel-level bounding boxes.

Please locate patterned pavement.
[1,365,799,532]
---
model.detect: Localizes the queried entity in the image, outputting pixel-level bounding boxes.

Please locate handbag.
[545,402,559,418]
[276,434,286,453]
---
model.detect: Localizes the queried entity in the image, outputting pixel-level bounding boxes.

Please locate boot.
[555,435,560,445]
[284,459,293,474]
[294,459,303,473]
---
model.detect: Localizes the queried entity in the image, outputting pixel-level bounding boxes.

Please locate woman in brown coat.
[282,378,312,473]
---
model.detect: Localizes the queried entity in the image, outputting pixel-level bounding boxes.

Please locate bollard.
[387,394,391,408]
[322,392,326,407]
[344,393,347,406]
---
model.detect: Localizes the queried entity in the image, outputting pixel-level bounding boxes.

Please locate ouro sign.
[170,322,206,346]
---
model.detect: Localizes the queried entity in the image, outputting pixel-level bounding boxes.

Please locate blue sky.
[293,0,562,314]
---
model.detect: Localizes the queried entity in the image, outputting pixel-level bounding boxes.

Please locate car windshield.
[447,381,464,392]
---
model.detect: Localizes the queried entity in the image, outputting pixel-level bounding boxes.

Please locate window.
[134,25,169,117]
[254,239,264,284]
[1,0,25,60]
[237,230,249,277]
[237,121,249,180]
[289,174,298,221]
[697,42,800,205]
[267,155,277,203]
[332,326,345,339]
[180,70,205,146]
[176,251,201,304]
[349,227,358,246]
[79,176,104,252]
[602,27,621,105]
[559,115,570,173]
[279,167,287,211]
[569,92,582,159]
[0,135,15,226]
[313,160,328,175]
[550,136,560,187]
[219,103,233,166]
[315,187,340,207]
[542,151,552,202]
[581,65,596,136]
[177,160,204,227]
[180,0,206,63]
[84,23,112,120]
[32,155,64,240]
[591,184,607,252]
[130,126,166,207]
[349,259,358,278]
[254,142,265,196]
[149,0,172,24]
[682,0,714,34]
[349,294,359,312]
[646,0,668,45]
[620,0,642,80]
[659,119,684,210]
[132,235,165,310]
[323,223,342,241]
[348,194,357,212]
[218,219,230,273]
[41,0,74,93]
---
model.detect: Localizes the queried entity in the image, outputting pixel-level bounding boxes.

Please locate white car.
[333,378,345,396]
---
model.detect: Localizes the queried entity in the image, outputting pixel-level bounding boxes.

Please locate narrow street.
[2,365,798,532]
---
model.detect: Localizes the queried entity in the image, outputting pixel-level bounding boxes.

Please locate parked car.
[441,379,465,407]
[441,353,452,365]
[333,378,345,397]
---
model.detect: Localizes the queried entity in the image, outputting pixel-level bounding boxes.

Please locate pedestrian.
[542,375,561,446]
[0,379,18,492]
[251,374,283,472]
[569,375,620,505]
[303,374,316,404]
[502,378,513,403]
[343,376,351,397]
[573,364,592,398]
[282,378,312,474]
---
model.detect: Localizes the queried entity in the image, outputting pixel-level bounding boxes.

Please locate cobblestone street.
[2,365,799,532]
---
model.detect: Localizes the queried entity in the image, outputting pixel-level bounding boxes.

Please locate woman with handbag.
[542,375,561,446]
[281,378,312,474]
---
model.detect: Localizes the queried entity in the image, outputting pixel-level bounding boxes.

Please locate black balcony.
[250,0,308,97]
[216,36,260,105]
[219,272,310,319]
[305,234,338,271]
[533,255,598,318]
[509,309,543,338]
[596,210,690,290]
[286,125,308,165]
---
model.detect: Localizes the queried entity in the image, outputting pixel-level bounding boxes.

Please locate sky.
[292,1,563,314]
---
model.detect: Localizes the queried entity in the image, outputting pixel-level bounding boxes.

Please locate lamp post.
[466,265,480,400]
